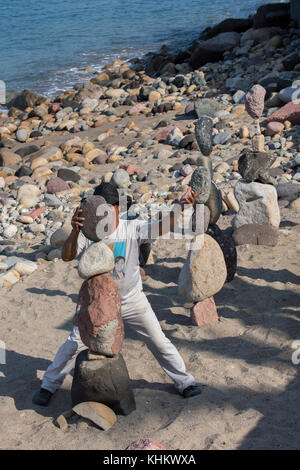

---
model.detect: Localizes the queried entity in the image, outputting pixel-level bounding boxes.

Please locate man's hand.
[179,187,202,208]
[71,207,85,233]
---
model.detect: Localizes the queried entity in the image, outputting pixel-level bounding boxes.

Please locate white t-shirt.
[77,218,152,302]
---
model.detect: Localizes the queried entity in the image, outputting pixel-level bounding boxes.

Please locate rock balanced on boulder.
[71,202,136,416]
[233,84,281,246]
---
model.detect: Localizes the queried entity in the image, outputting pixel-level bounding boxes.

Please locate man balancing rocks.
[33,182,202,406]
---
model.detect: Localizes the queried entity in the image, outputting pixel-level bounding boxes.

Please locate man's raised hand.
[71,207,85,233]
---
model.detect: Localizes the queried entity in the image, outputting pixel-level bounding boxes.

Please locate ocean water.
[0,0,289,99]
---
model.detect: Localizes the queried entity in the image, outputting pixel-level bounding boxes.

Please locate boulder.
[7,89,47,110]
[276,183,300,201]
[207,224,237,283]
[278,85,300,104]
[190,297,218,326]
[291,0,300,28]
[202,18,253,40]
[253,3,291,29]
[73,273,123,356]
[190,32,240,68]
[71,349,136,416]
[78,242,115,278]
[233,224,279,246]
[238,149,276,184]
[233,180,280,230]
[178,234,227,303]
[267,102,300,125]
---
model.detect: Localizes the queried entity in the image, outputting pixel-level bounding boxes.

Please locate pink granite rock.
[126,439,166,450]
[27,207,46,219]
[245,84,266,119]
[47,177,70,194]
[267,102,300,125]
[190,297,218,326]
[73,273,123,357]
[266,121,284,136]
[120,164,140,175]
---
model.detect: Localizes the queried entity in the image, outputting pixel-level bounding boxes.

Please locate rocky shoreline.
[0,0,299,288]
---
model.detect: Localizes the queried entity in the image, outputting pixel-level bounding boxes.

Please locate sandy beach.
[0,0,300,450]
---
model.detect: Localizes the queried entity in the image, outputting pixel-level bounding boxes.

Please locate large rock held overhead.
[80,195,111,242]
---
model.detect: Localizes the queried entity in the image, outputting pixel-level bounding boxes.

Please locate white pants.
[42,290,195,395]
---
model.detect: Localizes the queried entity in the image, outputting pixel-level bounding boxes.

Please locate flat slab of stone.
[73,402,117,431]
[233,223,279,246]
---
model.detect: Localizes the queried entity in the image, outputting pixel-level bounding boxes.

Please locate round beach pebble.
[112,169,130,188]
[47,177,70,194]
[266,122,284,136]
[126,439,166,450]
[3,225,18,239]
[14,261,38,276]
[16,128,28,142]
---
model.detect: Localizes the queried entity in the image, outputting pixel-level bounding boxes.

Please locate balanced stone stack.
[179,111,237,326]
[178,234,227,326]
[71,199,136,416]
[233,85,281,246]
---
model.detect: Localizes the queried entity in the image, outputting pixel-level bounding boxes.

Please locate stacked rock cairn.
[233,85,281,246]
[70,196,136,418]
[178,108,237,326]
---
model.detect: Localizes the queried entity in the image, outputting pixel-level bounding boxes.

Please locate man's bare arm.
[62,207,85,262]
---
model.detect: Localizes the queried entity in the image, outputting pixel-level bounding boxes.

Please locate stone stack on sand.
[233,85,281,246]
[178,234,227,326]
[178,116,237,327]
[71,205,136,417]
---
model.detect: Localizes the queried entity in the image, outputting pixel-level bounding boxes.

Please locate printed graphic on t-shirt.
[108,241,126,282]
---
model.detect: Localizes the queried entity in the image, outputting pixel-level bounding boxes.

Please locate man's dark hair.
[115,256,125,263]
[94,182,133,210]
